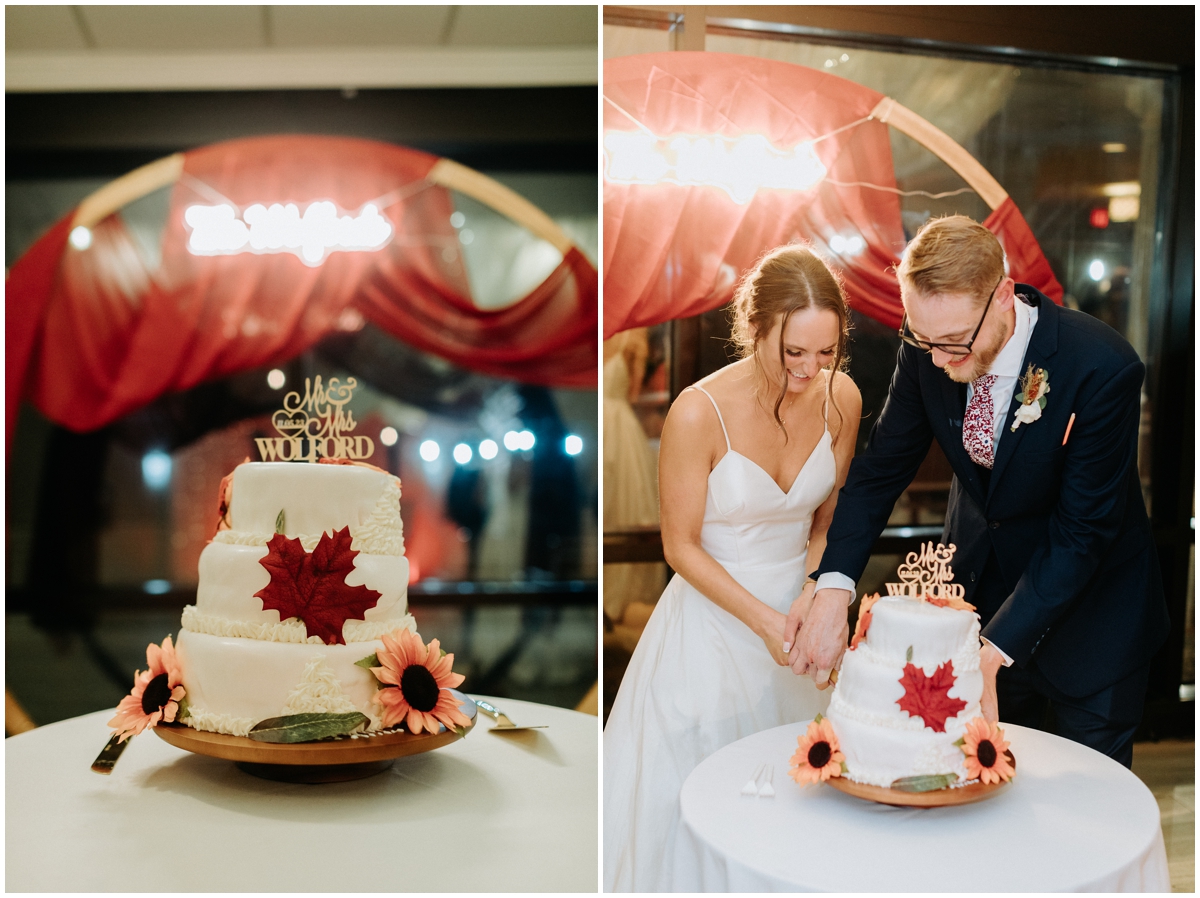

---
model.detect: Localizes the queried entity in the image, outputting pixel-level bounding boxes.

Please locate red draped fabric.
[6,134,597,458]
[603,53,1062,338]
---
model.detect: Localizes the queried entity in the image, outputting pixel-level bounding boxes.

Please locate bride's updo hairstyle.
[730,243,851,437]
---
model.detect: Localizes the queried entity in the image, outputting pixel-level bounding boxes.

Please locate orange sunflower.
[850,593,881,650]
[788,714,844,785]
[108,636,186,742]
[960,717,1015,784]
[372,628,471,734]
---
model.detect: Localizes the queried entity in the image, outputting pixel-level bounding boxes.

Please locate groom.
[786,215,1170,767]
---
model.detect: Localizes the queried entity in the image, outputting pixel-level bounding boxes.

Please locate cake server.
[91,733,131,774]
[472,698,548,732]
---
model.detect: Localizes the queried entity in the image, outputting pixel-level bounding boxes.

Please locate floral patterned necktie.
[963,374,998,469]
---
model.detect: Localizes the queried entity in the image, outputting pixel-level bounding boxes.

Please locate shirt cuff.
[814,572,857,604]
[981,637,1014,667]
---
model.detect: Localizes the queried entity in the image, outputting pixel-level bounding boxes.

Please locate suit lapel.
[988,290,1060,500]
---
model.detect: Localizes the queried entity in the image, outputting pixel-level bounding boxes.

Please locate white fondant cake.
[826,596,982,787]
[176,461,415,735]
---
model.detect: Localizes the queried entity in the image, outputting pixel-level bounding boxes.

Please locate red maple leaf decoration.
[254,526,382,645]
[896,659,968,733]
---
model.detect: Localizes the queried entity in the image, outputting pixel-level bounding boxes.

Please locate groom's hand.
[979,643,1005,723]
[791,588,851,676]
[781,580,817,659]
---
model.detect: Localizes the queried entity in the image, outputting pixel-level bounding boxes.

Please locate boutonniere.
[1010,365,1050,431]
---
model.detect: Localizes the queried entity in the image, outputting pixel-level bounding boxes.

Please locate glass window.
[704,32,1165,359]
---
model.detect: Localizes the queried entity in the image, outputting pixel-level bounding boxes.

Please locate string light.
[142,450,172,491]
[69,226,93,250]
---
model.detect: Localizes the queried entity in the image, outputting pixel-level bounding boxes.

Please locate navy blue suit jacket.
[816,286,1170,698]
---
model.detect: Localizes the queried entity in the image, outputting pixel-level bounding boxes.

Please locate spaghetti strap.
[687,385,731,451]
[821,370,832,437]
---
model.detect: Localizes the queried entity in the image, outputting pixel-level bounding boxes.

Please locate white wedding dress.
[604,386,836,892]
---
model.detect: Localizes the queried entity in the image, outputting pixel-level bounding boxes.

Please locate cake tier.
[227,462,403,554]
[823,709,971,787]
[175,627,413,736]
[833,644,982,728]
[862,596,980,670]
[186,540,411,643]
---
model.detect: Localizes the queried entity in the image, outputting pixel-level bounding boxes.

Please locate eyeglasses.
[898,276,1003,358]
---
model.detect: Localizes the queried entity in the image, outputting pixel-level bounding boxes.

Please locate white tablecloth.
[677,722,1169,892]
[6,697,597,892]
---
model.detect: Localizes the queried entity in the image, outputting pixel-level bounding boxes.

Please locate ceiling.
[5,5,599,90]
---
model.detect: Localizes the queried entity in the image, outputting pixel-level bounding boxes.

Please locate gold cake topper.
[255,375,375,463]
[886,541,966,601]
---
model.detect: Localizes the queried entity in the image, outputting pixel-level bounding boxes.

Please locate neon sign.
[603,130,827,205]
[184,201,393,266]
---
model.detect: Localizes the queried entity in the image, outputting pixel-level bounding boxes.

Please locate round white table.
[6,697,597,892]
[677,722,1169,892]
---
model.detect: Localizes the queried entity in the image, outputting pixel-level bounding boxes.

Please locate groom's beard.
[942,320,1008,384]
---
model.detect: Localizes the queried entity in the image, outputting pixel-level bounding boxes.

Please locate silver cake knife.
[473,699,548,732]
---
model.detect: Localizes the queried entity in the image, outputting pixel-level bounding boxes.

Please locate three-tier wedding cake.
[825,591,982,786]
[175,460,415,736]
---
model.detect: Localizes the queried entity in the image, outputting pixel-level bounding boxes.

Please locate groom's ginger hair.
[898,215,1005,304]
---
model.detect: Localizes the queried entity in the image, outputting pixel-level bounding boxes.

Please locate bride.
[603,245,861,892]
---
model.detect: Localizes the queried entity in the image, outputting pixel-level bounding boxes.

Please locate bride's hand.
[755,608,790,666]
[782,580,817,664]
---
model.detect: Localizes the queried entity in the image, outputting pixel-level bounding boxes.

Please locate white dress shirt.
[816,295,1039,665]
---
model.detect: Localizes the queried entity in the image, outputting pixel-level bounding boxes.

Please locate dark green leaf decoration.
[906,645,913,663]
[248,711,368,743]
[275,509,286,535]
[813,712,824,724]
[891,773,958,793]
[354,653,380,670]
[952,736,965,747]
